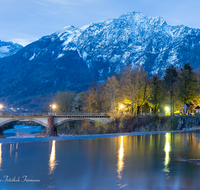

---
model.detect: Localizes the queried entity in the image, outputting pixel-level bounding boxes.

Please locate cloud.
[11,38,38,46]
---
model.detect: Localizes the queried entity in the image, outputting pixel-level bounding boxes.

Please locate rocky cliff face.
[1,11,200,110]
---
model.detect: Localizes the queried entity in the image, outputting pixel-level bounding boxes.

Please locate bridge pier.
[46,116,57,137]
[0,127,6,139]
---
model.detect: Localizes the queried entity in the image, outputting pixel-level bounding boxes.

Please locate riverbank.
[0,128,199,144]
[56,115,178,135]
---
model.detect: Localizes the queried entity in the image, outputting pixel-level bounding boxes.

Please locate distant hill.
[0,40,22,58]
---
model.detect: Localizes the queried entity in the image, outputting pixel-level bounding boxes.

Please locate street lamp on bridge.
[0,104,3,116]
[50,104,57,115]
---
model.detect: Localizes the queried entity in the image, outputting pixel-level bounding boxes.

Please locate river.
[0,132,200,189]
[3,125,44,137]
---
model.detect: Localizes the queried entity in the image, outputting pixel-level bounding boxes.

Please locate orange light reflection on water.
[117,136,124,180]
[10,144,12,157]
[0,143,2,170]
[163,133,171,174]
[49,140,57,175]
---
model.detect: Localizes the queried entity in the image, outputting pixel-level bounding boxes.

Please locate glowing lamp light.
[0,104,3,109]
[120,104,124,110]
[52,104,56,110]
[165,107,169,111]
[165,107,170,116]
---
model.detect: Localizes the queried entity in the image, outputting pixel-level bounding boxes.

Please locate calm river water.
[0,132,200,190]
[3,125,44,137]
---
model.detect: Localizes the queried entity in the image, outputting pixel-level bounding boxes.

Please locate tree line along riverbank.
[52,63,200,118]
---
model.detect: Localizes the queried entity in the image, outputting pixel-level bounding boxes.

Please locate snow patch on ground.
[80,24,90,31]
[108,67,111,73]
[86,60,91,69]
[29,53,35,60]
[66,47,76,51]
[98,69,104,76]
[0,46,10,53]
[82,51,88,60]
[57,53,64,59]
[63,35,74,45]
[151,67,159,75]
[110,55,121,63]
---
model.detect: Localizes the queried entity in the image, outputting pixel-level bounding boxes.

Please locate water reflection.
[49,140,57,175]
[0,143,2,171]
[15,152,18,162]
[1,133,200,190]
[150,134,152,146]
[117,136,124,180]
[163,133,171,174]
[10,144,12,157]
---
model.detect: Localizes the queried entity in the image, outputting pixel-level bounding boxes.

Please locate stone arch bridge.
[0,114,110,138]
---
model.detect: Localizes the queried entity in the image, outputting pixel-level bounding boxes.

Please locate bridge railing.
[0,112,48,116]
[0,112,110,117]
[53,112,109,116]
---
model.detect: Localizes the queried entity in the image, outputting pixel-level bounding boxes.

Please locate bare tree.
[55,91,75,113]
[148,75,162,115]
[120,65,150,115]
[101,76,120,115]
[163,64,178,117]
[83,87,99,113]
[71,92,85,113]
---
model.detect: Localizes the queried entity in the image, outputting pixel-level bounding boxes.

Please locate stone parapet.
[177,116,200,130]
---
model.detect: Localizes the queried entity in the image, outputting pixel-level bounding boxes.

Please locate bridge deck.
[0,113,110,118]
[54,115,110,118]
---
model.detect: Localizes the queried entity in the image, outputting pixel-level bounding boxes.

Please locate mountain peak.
[119,11,167,25]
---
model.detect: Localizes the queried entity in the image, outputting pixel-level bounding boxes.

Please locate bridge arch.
[0,118,47,128]
[54,118,97,128]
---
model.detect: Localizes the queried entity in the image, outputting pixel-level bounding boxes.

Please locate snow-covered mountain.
[46,11,200,75]
[1,11,200,110]
[0,41,23,58]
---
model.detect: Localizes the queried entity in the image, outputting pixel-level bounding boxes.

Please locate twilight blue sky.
[1,0,200,46]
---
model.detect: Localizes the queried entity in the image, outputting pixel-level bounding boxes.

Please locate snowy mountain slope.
[0,11,200,110]
[0,40,23,58]
[50,11,200,75]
